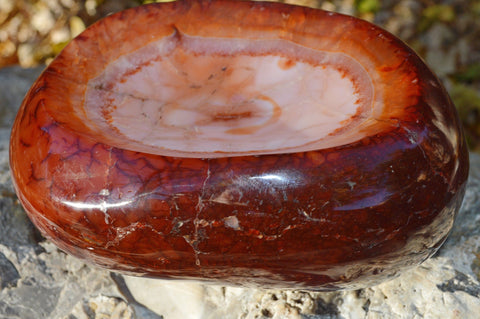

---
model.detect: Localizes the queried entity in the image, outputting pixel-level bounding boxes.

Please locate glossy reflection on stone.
[9,0,469,290]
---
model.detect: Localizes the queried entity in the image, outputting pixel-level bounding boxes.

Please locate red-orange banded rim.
[34,0,421,158]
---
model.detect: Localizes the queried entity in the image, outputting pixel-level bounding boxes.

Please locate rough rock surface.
[1,66,480,318]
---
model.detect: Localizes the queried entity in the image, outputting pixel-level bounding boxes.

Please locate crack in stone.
[188,160,212,266]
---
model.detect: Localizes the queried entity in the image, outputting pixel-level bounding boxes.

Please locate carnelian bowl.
[9,0,468,290]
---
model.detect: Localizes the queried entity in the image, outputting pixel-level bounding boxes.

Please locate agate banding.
[9,0,469,290]
[85,35,371,157]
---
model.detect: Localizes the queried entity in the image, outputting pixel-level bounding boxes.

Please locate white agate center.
[85,34,373,157]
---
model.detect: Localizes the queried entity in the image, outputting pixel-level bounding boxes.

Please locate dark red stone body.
[9,0,469,290]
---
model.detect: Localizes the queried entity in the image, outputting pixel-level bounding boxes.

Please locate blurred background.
[1,0,479,150]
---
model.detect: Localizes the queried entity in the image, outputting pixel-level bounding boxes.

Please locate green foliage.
[451,83,480,115]
[450,83,480,149]
[474,1,480,16]
[453,63,480,83]
[50,41,69,56]
[419,4,456,31]
[354,0,380,14]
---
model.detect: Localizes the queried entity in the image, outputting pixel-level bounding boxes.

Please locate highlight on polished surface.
[9,0,469,290]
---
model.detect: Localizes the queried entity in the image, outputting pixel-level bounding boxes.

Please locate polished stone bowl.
[9,0,469,290]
